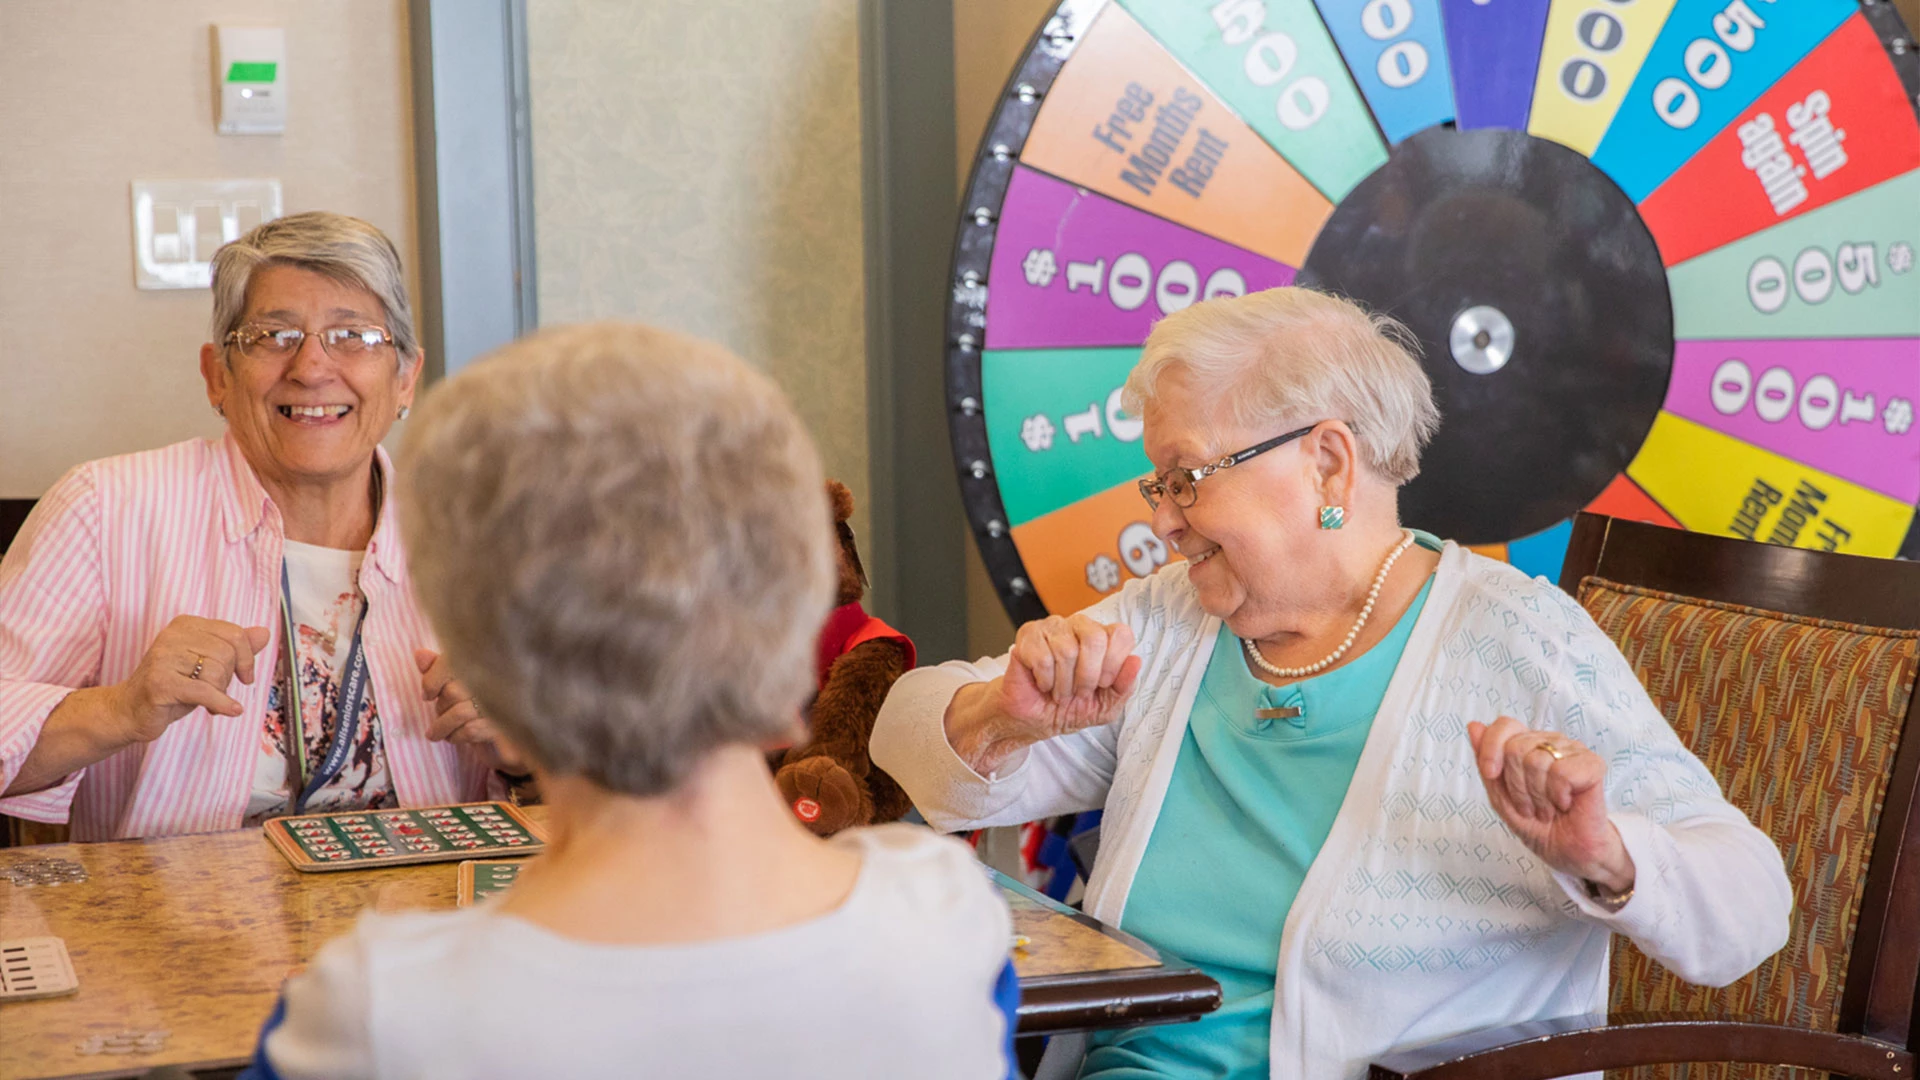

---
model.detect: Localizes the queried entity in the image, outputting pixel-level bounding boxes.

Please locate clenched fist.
[1468,716,1636,894]
[945,613,1143,777]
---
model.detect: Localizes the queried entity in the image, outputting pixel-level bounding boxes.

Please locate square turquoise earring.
[1319,505,1345,530]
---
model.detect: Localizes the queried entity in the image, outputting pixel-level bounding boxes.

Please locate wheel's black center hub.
[1300,127,1673,545]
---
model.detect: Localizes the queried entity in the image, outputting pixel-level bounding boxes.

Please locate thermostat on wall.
[215,26,286,135]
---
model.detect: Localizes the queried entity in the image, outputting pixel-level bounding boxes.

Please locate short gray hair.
[209,211,419,359]
[1123,287,1440,485]
[397,322,835,797]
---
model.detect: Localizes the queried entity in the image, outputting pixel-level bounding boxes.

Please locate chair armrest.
[1367,1013,1914,1080]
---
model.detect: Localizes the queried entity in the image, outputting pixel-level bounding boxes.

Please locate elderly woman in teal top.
[871,287,1792,1080]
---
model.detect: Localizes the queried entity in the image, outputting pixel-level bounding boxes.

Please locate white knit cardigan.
[871,543,1791,1079]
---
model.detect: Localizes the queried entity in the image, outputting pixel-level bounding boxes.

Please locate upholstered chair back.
[1577,576,1920,1080]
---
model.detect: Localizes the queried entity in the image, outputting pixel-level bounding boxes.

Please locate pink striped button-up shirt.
[0,435,489,839]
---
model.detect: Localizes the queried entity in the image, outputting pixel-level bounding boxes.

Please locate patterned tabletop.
[0,808,1213,1079]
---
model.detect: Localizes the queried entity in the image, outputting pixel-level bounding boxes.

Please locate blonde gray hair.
[397,322,836,796]
[1123,287,1440,485]
[209,211,418,359]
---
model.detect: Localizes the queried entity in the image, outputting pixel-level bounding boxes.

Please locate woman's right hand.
[112,615,270,744]
[4,616,271,799]
[946,614,1142,776]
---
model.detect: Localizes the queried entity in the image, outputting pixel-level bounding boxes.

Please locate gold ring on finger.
[1530,741,1566,761]
[189,655,207,681]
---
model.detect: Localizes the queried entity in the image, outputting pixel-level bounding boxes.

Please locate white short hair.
[1123,287,1440,485]
[398,322,835,796]
[209,211,418,360]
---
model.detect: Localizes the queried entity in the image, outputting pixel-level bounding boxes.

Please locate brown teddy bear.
[774,481,917,835]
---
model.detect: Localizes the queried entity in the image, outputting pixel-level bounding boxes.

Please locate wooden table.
[994,870,1220,1036]
[0,813,1218,1080]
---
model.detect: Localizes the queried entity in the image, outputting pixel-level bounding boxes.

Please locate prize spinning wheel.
[947,0,1920,623]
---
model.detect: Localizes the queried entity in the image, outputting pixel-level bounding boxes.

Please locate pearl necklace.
[1243,529,1416,680]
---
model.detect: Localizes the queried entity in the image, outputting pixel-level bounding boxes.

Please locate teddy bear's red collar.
[815,601,916,686]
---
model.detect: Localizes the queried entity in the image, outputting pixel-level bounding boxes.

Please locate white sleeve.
[870,657,1120,831]
[1552,808,1791,987]
[1545,610,1793,987]
[870,587,1142,832]
[261,926,379,1080]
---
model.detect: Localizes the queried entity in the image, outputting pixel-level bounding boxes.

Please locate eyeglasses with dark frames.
[1137,423,1322,511]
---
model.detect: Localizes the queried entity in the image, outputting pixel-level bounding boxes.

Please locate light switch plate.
[131,179,282,290]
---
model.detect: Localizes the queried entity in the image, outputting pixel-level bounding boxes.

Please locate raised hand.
[1467,716,1636,894]
[115,616,271,742]
[996,614,1143,739]
[416,648,527,774]
[946,614,1142,776]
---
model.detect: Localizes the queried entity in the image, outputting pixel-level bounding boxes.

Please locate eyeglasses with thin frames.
[1137,424,1322,511]
[224,325,395,363]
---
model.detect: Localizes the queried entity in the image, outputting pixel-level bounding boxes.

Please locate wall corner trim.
[409,0,538,380]
[860,0,967,664]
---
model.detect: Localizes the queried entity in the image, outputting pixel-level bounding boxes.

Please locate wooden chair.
[0,497,34,554]
[1371,513,1920,1080]
[2,817,69,847]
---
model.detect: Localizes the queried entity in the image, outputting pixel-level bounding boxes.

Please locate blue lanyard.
[279,559,372,813]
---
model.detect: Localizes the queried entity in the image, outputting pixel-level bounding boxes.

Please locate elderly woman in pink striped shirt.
[0,212,513,839]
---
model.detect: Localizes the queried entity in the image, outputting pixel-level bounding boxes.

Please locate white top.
[260,824,1015,1080]
[871,544,1793,1080]
[245,539,393,822]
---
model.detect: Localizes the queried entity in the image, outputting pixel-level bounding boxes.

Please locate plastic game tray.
[264,802,547,872]
[456,859,526,907]
[0,937,79,1001]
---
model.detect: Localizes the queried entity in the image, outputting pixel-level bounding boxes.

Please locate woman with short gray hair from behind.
[240,322,1019,1080]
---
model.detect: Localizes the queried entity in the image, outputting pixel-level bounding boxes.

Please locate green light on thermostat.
[226,62,277,83]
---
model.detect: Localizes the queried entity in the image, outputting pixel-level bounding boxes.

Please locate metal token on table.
[75,1030,169,1055]
[3,857,89,887]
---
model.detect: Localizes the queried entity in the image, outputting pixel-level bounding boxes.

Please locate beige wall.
[957,0,1056,659]
[525,0,871,544]
[0,0,418,498]
[956,0,1059,194]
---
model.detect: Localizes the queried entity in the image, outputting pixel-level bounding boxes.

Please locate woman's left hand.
[1467,716,1636,893]
[415,648,527,775]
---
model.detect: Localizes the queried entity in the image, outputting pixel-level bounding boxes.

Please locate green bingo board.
[457,859,525,907]
[264,802,546,872]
